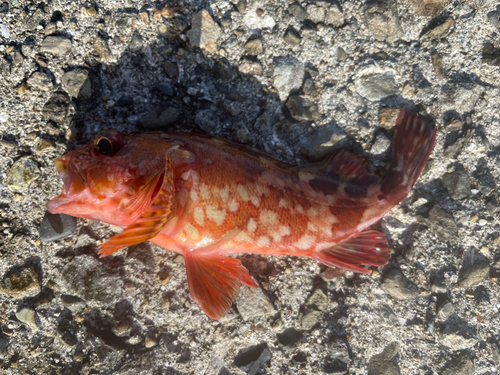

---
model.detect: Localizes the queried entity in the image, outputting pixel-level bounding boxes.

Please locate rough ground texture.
[0,0,499,374]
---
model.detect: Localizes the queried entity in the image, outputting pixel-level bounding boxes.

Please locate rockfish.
[47,110,436,319]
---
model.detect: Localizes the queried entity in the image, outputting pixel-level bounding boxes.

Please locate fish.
[47,109,436,319]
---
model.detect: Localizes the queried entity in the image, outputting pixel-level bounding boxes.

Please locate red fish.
[47,110,436,319]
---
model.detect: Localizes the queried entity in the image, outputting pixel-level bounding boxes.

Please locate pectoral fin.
[99,161,175,257]
[314,230,390,274]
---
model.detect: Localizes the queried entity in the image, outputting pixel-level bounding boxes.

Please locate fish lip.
[47,156,87,213]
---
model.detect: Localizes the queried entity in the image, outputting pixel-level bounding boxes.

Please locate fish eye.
[93,130,124,157]
[97,138,113,155]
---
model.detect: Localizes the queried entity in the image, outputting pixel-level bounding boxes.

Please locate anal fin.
[184,229,258,319]
[314,230,390,274]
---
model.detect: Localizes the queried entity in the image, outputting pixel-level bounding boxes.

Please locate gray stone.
[140,106,180,130]
[373,303,399,326]
[443,129,473,159]
[93,36,112,61]
[40,36,72,57]
[0,263,41,297]
[300,310,323,330]
[26,8,47,30]
[371,133,391,154]
[436,301,455,321]
[380,269,419,300]
[187,10,221,54]
[458,250,490,287]
[235,0,247,14]
[284,27,301,46]
[244,38,263,55]
[288,2,308,22]
[6,156,40,193]
[221,35,238,49]
[439,83,483,113]
[234,343,272,375]
[62,255,123,304]
[27,71,53,91]
[441,167,471,200]
[367,342,401,375]
[306,289,328,311]
[408,0,448,17]
[336,46,347,61]
[129,32,143,52]
[421,18,454,39]
[439,314,477,350]
[163,61,179,78]
[487,6,500,28]
[301,122,347,161]
[236,286,276,321]
[307,5,326,23]
[412,65,431,89]
[195,109,219,133]
[156,81,174,96]
[285,95,319,120]
[239,58,263,75]
[364,0,403,43]
[61,69,92,101]
[441,356,474,375]
[39,212,77,243]
[42,90,71,125]
[302,78,317,96]
[273,55,305,101]
[418,205,458,243]
[325,1,344,27]
[485,196,498,215]
[276,328,303,347]
[355,72,399,101]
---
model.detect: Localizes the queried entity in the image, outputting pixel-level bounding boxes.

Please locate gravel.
[1,0,500,374]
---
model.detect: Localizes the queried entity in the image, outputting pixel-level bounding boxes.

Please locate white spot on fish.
[228,199,239,212]
[237,184,250,201]
[194,207,204,226]
[247,218,257,232]
[307,207,319,218]
[200,183,211,200]
[250,195,260,207]
[279,226,290,236]
[307,222,318,232]
[184,223,200,241]
[295,205,304,214]
[279,198,289,208]
[205,205,226,226]
[219,185,230,202]
[296,234,315,250]
[259,209,278,226]
[257,236,270,247]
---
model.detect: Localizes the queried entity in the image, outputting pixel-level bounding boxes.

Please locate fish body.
[47,110,436,319]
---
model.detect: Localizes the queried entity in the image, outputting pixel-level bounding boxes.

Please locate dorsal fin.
[318,148,380,188]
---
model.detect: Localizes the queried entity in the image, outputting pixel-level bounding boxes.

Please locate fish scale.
[47,110,436,319]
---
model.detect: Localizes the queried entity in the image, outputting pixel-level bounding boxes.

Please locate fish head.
[47,130,171,226]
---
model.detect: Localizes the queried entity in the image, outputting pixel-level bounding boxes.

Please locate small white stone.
[16,308,37,329]
[0,24,9,39]
[478,219,487,226]
[0,112,8,123]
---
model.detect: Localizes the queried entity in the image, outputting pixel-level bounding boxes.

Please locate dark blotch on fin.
[309,176,339,195]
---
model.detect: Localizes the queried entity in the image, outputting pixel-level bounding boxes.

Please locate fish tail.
[382,110,437,201]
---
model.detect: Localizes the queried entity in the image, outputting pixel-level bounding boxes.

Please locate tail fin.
[382,110,437,200]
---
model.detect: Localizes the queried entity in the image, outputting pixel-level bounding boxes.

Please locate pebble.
[39,212,77,242]
[307,5,326,24]
[413,65,431,90]
[363,0,402,43]
[235,0,247,14]
[285,95,319,121]
[437,301,455,321]
[458,251,490,287]
[40,36,72,57]
[276,327,303,347]
[421,18,454,39]
[61,69,92,101]
[244,6,275,29]
[441,356,474,375]
[163,61,179,78]
[439,83,483,113]
[234,343,272,375]
[408,0,448,17]
[418,204,458,243]
[156,82,174,96]
[481,43,500,67]
[487,5,500,28]
[284,27,301,46]
[440,315,477,350]
[378,108,400,130]
[15,308,37,329]
[301,121,346,161]
[367,342,401,375]
[0,263,41,297]
[42,90,71,125]
[235,286,276,321]
[335,46,347,61]
[0,112,8,123]
[441,166,471,200]
[6,156,40,193]
[273,55,305,101]
[431,51,445,78]
[27,71,53,91]
[244,38,263,55]
[187,10,221,54]
[325,2,344,27]
[300,289,328,330]
[139,105,180,130]
[221,35,238,49]
[288,2,307,22]
[371,133,391,154]
[62,255,123,304]
[485,196,498,215]
[93,36,112,62]
[355,72,399,101]
[0,23,9,39]
[129,32,143,52]
[443,128,473,159]
[238,57,263,75]
[380,269,419,300]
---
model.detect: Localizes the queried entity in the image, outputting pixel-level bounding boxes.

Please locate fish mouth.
[46,157,87,214]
